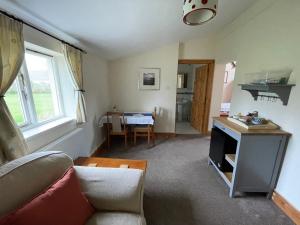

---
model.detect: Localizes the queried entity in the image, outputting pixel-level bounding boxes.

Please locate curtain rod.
[0,9,87,54]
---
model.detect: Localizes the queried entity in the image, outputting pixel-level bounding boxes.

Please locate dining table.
[98,112,155,127]
[98,112,155,146]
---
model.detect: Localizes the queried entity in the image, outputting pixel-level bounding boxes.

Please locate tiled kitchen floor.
[175,122,200,134]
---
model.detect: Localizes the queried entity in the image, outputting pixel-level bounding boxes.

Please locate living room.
[0,0,300,225]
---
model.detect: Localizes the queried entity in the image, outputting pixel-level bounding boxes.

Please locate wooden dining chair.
[133,111,156,146]
[107,112,128,148]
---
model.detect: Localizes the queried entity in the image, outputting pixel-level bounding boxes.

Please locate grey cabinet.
[209,117,291,198]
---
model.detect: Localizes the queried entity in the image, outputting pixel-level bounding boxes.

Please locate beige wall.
[109,43,179,132]
[108,36,225,133]
[215,0,300,210]
[40,53,111,158]
[179,36,216,59]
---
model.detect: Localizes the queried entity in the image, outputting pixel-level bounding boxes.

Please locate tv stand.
[208,117,291,198]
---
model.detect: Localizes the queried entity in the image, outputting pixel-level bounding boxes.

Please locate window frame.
[6,76,29,127]
[7,47,66,131]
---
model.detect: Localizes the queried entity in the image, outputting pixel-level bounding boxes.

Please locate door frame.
[177,59,215,135]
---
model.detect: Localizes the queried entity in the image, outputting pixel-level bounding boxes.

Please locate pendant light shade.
[183,0,218,25]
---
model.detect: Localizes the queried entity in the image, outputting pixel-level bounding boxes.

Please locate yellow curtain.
[63,44,87,123]
[0,14,28,165]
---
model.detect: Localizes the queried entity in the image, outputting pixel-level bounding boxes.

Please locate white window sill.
[23,117,76,141]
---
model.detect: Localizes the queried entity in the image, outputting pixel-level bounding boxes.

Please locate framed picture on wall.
[138,68,160,90]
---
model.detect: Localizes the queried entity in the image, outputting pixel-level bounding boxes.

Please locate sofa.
[0,151,146,225]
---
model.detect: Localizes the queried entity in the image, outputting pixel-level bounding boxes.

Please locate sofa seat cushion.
[0,167,95,225]
[85,212,146,225]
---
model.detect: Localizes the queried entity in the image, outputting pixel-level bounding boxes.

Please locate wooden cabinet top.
[213,117,291,136]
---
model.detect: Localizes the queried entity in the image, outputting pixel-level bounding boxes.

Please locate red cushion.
[0,167,94,225]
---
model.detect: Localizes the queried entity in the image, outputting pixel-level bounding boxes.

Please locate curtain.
[63,44,87,124]
[0,14,28,165]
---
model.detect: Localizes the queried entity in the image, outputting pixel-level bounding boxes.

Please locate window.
[25,51,61,122]
[5,49,64,129]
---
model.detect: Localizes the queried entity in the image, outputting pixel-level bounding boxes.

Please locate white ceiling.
[2,0,256,60]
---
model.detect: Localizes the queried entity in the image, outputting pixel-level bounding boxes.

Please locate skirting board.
[272,191,300,225]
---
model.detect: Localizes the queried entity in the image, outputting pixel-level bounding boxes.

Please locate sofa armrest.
[74,166,144,214]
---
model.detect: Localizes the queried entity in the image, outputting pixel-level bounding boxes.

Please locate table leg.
[106,124,110,149]
[147,125,151,145]
[152,128,156,146]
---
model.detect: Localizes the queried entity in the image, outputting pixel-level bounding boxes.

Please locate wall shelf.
[239,84,295,105]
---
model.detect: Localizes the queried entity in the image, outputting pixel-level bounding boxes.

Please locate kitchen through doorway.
[220,61,236,117]
[175,60,215,135]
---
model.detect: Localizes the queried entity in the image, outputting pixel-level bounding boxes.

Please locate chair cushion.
[0,151,73,217]
[85,212,146,225]
[0,167,95,225]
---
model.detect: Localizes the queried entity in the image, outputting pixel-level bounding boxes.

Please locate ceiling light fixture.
[183,0,218,26]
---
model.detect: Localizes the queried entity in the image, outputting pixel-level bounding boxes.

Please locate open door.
[191,65,209,133]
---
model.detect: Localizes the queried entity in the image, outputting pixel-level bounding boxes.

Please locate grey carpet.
[97,135,294,225]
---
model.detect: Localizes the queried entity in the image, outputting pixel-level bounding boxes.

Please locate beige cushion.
[85,212,146,225]
[74,166,144,214]
[0,151,73,217]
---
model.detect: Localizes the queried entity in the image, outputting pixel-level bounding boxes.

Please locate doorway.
[175,60,215,135]
[220,61,236,116]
